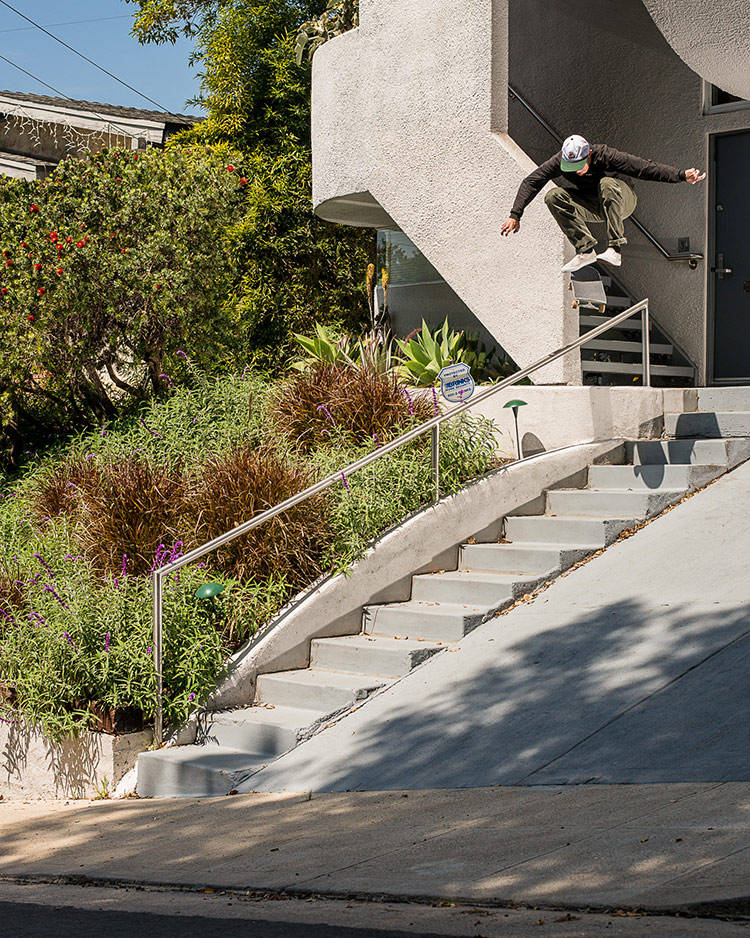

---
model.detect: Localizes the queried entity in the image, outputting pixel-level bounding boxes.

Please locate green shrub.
[0,144,248,463]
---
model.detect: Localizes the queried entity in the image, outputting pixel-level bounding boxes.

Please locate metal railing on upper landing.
[508,86,704,268]
[151,296,652,745]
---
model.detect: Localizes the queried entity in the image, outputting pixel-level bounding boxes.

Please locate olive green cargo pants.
[543,177,637,253]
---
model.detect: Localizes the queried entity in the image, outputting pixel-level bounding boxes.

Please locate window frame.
[702,80,750,115]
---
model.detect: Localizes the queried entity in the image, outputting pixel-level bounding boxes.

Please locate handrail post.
[431,424,440,503]
[153,571,164,747]
[642,301,651,387]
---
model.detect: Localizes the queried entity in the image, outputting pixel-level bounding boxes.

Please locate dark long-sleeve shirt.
[509,143,686,220]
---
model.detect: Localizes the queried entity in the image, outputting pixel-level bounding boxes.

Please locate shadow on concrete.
[247,595,750,793]
[0,900,450,938]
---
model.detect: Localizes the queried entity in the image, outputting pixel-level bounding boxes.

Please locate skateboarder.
[500,134,705,272]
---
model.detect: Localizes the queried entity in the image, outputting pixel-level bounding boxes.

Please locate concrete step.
[363,601,489,642]
[666,411,750,438]
[604,294,637,309]
[459,542,592,575]
[582,361,694,378]
[697,387,750,412]
[582,338,673,356]
[202,704,326,755]
[310,633,443,677]
[256,669,386,712]
[546,488,684,518]
[410,570,543,605]
[580,314,642,332]
[137,745,268,798]
[626,439,733,466]
[504,514,635,547]
[588,463,721,490]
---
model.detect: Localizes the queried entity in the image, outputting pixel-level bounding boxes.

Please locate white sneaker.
[562,250,597,272]
[597,247,622,267]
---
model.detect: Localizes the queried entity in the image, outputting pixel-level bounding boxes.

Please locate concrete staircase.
[666,387,750,439]
[138,412,750,798]
[579,267,695,386]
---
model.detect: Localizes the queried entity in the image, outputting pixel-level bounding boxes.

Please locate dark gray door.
[712,131,750,382]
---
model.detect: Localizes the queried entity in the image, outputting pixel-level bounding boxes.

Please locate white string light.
[0,103,132,158]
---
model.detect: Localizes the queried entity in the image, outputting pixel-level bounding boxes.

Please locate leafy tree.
[296,0,359,64]
[127,0,373,363]
[0,144,245,462]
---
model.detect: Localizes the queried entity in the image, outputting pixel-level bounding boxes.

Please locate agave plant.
[395,319,497,386]
[291,323,358,371]
[292,323,395,376]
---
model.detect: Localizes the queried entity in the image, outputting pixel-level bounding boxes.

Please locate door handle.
[711,254,732,278]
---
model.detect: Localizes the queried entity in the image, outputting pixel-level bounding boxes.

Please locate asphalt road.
[0,886,747,938]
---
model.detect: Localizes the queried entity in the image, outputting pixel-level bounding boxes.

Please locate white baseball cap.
[560,134,590,172]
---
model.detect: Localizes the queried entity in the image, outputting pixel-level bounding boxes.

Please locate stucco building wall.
[312,0,578,384]
[642,0,750,101]
[508,0,750,383]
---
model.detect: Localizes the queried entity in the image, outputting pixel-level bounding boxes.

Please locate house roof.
[0,150,56,180]
[0,90,200,126]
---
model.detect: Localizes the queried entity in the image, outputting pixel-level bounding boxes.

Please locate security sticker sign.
[438,362,475,403]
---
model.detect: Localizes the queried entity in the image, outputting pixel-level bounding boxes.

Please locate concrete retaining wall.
[472,386,696,457]
[0,719,151,801]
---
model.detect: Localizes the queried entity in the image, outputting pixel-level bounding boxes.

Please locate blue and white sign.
[438,362,475,403]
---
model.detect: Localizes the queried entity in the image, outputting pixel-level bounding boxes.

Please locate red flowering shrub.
[0,144,245,462]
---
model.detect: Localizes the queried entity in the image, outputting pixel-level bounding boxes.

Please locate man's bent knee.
[598,177,622,199]
[544,187,568,206]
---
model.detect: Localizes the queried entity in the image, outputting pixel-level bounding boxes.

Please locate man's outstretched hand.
[501,217,520,236]
[684,168,706,184]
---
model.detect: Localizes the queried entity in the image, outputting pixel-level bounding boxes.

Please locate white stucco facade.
[642,0,750,102]
[312,0,577,384]
[312,0,750,385]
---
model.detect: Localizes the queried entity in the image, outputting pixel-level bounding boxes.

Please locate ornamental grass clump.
[183,445,332,590]
[26,453,101,526]
[32,455,185,577]
[272,362,433,451]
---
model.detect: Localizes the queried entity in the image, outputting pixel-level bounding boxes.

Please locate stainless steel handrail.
[508,86,703,266]
[151,297,650,745]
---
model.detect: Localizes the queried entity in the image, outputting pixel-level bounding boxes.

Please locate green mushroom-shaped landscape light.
[195,581,225,600]
[503,399,528,460]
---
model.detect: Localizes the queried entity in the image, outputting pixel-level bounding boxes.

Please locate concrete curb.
[1,872,749,921]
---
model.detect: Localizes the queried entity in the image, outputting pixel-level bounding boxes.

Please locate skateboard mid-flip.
[569,265,606,311]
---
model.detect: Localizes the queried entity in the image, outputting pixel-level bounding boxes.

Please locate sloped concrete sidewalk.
[2,783,750,915]
[242,456,750,793]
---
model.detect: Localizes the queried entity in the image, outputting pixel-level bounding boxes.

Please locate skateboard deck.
[569,265,607,311]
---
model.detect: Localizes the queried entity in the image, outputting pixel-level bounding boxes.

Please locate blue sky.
[0,0,203,116]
